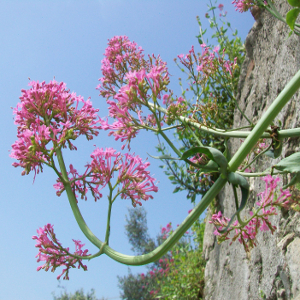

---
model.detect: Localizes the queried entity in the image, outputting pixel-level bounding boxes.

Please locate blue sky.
[0,1,254,299]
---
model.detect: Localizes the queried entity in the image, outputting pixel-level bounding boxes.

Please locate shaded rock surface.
[203,1,300,299]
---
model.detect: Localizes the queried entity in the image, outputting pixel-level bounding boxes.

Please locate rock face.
[203,2,300,299]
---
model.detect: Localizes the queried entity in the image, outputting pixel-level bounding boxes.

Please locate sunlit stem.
[240,143,272,172]
[105,182,114,244]
[236,170,285,177]
[148,102,300,139]
[55,147,105,250]
[157,129,182,157]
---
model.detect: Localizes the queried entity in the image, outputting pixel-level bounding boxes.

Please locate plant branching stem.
[57,69,300,266]
[147,103,300,139]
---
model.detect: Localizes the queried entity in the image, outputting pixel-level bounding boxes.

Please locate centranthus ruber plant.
[11,78,158,278]
[10,1,300,281]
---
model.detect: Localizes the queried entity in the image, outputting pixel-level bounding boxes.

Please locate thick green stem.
[56,147,105,249]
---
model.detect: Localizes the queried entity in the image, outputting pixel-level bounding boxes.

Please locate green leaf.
[218,172,249,233]
[272,152,300,173]
[181,146,228,175]
[264,140,282,158]
[286,8,300,30]
[283,172,300,189]
[288,0,300,8]
[272,138,283,158]
[173,186,181,193]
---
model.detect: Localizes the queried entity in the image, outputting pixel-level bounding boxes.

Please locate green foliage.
[287,8,300,32]
[118,269,157,300]
[156,1,246,202]
[118,208,206,300]
[52,288,106,300]
[155,220,206,300]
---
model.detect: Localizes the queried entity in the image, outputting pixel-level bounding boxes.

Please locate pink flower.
[97,36,171,149]
[210,176,292,252]
[117,153,158,206]
[218,3,224,10]
[32,224,89,280]
[11,80,101,177]
[54,148,158,206]
[232,0,255,13]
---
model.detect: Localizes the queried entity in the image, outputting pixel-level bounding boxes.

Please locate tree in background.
[118,207,205,299]
[52,287,107,300]
[118,207,163,300]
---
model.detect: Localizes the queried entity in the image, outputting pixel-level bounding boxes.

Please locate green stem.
[240,143,272,172]
[102,176,227,265]
[56,141,226,265]
[55,147,105,250]
[147,103,300,139]
[236,170,285,177]
[258,0,300,33]
[158,129,182,157]
[233,185,247,227]
[229,69,300,171]
[105,182,113,244]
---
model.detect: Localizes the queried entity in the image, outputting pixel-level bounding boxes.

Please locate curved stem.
[56,147,105,249]
[102,176,227,265]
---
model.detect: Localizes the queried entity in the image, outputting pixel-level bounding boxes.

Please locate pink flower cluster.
[97,36,171,149]
[54,148,158,206]
[32,224,89,280]
[210,175,291,252]
[177,44,237,84]
[161,222,172,240]
[97,36,147,99]
[11,80,101,177]
[232,0,255,12]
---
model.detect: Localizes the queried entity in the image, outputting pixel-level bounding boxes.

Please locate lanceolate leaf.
[283,172,300,189]
[181,146,228,175]
[218,172,249,233]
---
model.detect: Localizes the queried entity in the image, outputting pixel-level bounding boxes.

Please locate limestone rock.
[203,1,300,299]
